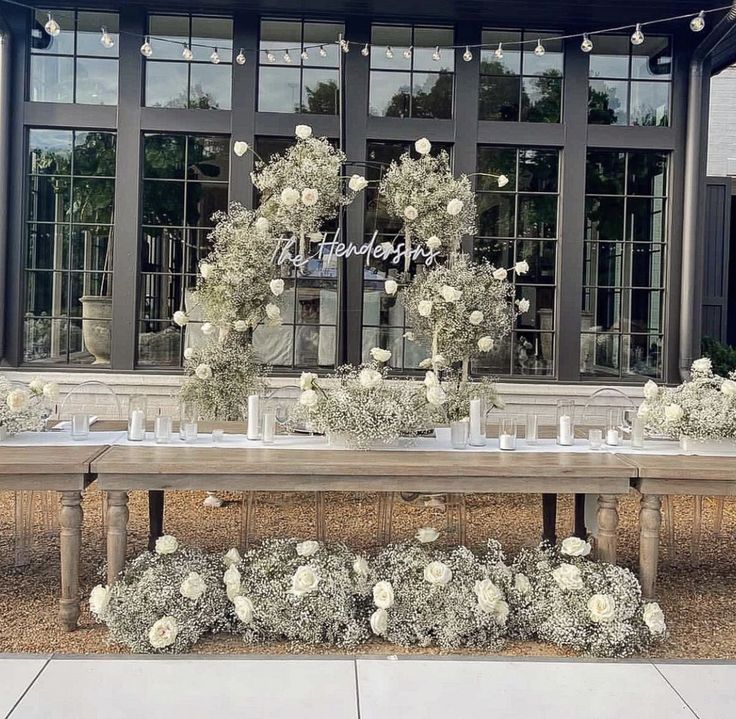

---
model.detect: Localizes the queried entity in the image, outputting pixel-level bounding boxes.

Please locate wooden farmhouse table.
[91,444,635,586]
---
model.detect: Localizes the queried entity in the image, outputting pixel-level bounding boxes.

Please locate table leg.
[147,490,165,551]
[239,491,256,552]
[692,496,703,562]
[446,493,467,546]
[315,491,326,542]
[541,493,557,546]
[573,494,587,539]
[596,494,619,564]
[376,492,395,546]
[59,491,82,632]
[106,491,129,586]
[640,494,662,600]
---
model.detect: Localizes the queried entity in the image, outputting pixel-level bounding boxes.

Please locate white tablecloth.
[0,431,126,447]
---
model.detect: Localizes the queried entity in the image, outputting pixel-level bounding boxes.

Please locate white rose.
[643,602,667,635]
[561,536,592,557]
[255,216,270,232]
[300,372,318,390]
[440,285,462,303]
[446,198,464,216]
[233,140,249,157]
[295,124,312,139]
[301,188,319,206]
[296,540,320,557]
[180,572,207,601]
[270,278,285,296]
[280,187,299,207]
[414,137,432,155]
[516,298,530,313]
[497,174,509,188]
[664,403,684,423]
[474,578,503,613]
[43,382,59,401]
[587,593,616,623]
[417,300,433,317]
[372,581,395,609]
[29,378,44,394]
[423,371,439,387]
[514,573,531,595]
[233,320,248,332]
[426,236,441,251]
[233,595,254,624]
[353,556,369,577]
[384,279,398,296]
[551,563,584,591]
[299,389,319,408]
[199,262,212,279]
[359,367,383,390]
[492,267,508,281]
[403,205,418,221]
[691,357,712,375]
[637,403,650,419]
[494,599,510,625]
[423,560,452,586]
[415,527,439,543]
[469,310,484,325]
[223,548,241,567]
[183,347,194,360]
[290,566,320,597]
[223,565,241,587]
[514,260,530,275]
[195,363,212,380]
[478,336,494,352]
[348,174,368,191]
[265,303,281,323]
[6,389,27,411]
[148,616,178,649]
[404,331,415,341]
[89,585,111,616]
[426,385,447,406]
[226,582,241,601]
[173,310,188,326]
[643,380,659,400]
[721,379,736,397]
[370,607,388,635]
[370,347,391,363]
[201,322,216,336]
[154,535,179,555]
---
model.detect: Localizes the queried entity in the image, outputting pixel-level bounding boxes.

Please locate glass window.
[24,130,116,365]
[139,134,230,367]
[258,20,342,114]
[588,35,671,126]
[369,25,454,119]
[479,30,563,122]
[29,10,118,105]
[581,150,668,378]
[145,15,233,110]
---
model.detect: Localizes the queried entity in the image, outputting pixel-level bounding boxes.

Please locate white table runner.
[0,431,126,447]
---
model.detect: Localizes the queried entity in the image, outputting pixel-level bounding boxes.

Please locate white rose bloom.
[300,372,318,390]
[664,403,684,423]
[233,320,248,332]
[353,556,369,577]
[201,322,216,336]
[348,174,368,192]
[299,389,319,408]
[403,205,418,221]
[514,573,531,595]
[370,347,392,363]
[43,382,59,401]
[372,581,395,609]
[233,140,249,157]
[477,336,494,352]
[370,607,388,635]
[384,279,398,296]
[6,389,27,411]
[301,188,319,206]
[148,616,178,649]
[516,298,531,313]
[295,124,313,139]
[551,563,584,591]
[296,540,320,557]
[29,378,44,394]
[426,236,441,251]
[415,527,440,543]
[194,363,212,380]
[222,548,241,567]
[414,137,432,155]
[643,602,667,635]
[223,565,241,587]
[643,380,659,400]
[199,262,212,279]
[492,267,508,281]
[417,300,433,317]
[561,536,592,557]
[721,379,736,397]
[497,174,509,188]
[587,593,616,623]
[494,599,510,625]
[423,371,439,387]
[154,535,179,555]
[514,260,530,275]
[469,310,484,325]
[173,310,188,326]
[691,357,712,374]
[183,347,194,360]
[233,595,254,624]
[440,285,462,303]
[359,367,383,390]
[426,385,447,406]
[269,278,285,296]
[265,303,281,323]
[226,582,241,601]
[180,572,207,601]
[280,187,299,207]
[424,560,453,586]
[89,585,111,616]
[255,216,270,232]
[637,403,650,419]
[404,331,415,341]
[446,198,464,216]
[474,578,503,613]
[290,566,320,597]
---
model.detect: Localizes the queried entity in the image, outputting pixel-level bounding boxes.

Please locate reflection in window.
[479,30,563,122]
[258,20,343,114]
[581,150,668,378]
[369,25,454,119]
[588,35,671,126]
[29,10,119,104]
[145,15,233,110]
[139,134,230,367]
[24,129,116,365]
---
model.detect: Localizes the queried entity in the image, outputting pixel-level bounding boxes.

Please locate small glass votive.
[127,395,147,441]
[588,428,604,450]
[525,413,539,445]
[262,411,275,445]
[182,421,198,443]
[212,429,225,444]
[450,419,469,449]
[606,408,621,446]
[631,416,645,449]
[154,415,172,444]
[71,413,90,440]
[179,400,198,442]
[499,417,517,451]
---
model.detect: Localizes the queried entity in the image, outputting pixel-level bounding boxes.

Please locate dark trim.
[476,121,564,146]
[140,107,231,134]
[586,125,677,150]
[254,112,339,138]
[23,102,118,129]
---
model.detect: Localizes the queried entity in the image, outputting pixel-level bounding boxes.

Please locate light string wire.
[4,0,734,59]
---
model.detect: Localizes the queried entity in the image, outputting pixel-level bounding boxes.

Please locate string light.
[534,38,545,56]
[631,23,645,45]
[140,36,153,57]
[283,49,292,63]
[319,45,328,57]
[210,48,221,64]
[300,49,309,61]
[340,39,349,53]
[690,10,706,32]
[236,48,246,64]
[44,12,60,37]
[402,46,412,59]
[182,45,193,61]
[361,43,370,56]
[385,45,394,59]
[266,49,276,63]
[463,46,472,62]
[432,45,441,61]
[494,42,504,59]
[100,26,114,49]
[581,33,593,53]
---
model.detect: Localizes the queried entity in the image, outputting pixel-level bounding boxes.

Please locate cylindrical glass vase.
[179,400,198,443]
[127,395,147,441]
[499,417,517,451]
[449,419,469,449]
[468,398,486,446]
[556,400,575,446]
[154,414,172,444]
[606,408,621,446]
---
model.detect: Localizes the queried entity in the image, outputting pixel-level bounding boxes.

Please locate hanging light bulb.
[463,46,472,62]
[581,33,593,53]
[361,43,370,56]
[140,36,153,58]
[385,45,394,59]
[534,38,545,56]
[283,50,292,63]
[100,26,114,49]
[690,11,706,32]
[266,49,276,63]
[494,42,504,59]
[631,23,645,46]
[319,45,328,57]
[236,48,246,65]
[340,39,349,53]
[432,46,441,61]
[300,49,309,61]
[182,45,194,61]
[44,12,61,37]
[402,46,412,60]
[210,47,221,64]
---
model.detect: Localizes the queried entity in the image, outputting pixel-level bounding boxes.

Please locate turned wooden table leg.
[596,494,619,564]
[106,491,129,586]
[239,491,256,552]
[541,494,557,546]
[376,492,395,546]
[59,491,82,631]
[640,494,662,600]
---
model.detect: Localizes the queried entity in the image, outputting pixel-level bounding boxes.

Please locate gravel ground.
[0,488,734,658]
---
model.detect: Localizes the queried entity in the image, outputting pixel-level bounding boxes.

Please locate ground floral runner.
[89,535,667,657]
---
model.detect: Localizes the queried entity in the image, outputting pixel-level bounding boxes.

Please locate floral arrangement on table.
[290,354,433,449]
[93,533,666,657]
[0,376,58,437]
[637,357,736,441]
[422,369,504,423]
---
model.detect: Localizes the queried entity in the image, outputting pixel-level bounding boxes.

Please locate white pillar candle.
[262,412,275,445]
[499,433,516,451]
[247,394,260,440]
[606,428,620,446]
[469,398,486,446]
[128,409,145,441]
[558,414,573,445]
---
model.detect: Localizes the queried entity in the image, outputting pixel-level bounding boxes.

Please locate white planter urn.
[80,295,112,365]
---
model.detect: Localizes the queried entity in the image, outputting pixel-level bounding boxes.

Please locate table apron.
[0,475,89,491]
[635,478,736,496]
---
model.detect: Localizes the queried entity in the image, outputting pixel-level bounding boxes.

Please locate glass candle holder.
[262,411,275,445]
[179,400,198,443]
[127,395,147,441]
[588,428,603,450]
[606,408,621,446]
[499,417,517,451]
[450,419,469,449]
[631,416,645,449]
[154,415,172,444]
[468,398,486,447]
[71,413,90,440]
[525,413,539,445]
[556,400,575,446]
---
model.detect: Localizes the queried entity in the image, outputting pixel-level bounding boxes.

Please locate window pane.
[148,15,190,61]
[586,197,624,242]
[138,321,184,367]
[588,35,630,79]
[77,11,119,57]
[27,224,68,270]
[259,66,302,112]
[261,20,302,66]
[521,76,561,122]
[32,9,75,55]
[413,27,454,72]
[302,69,339,114]
[70,225,113,273]
[523,33,563,75]
[253,324,294,367]
[142,181,185,226]
[480,30,521,74]
[474,239,513,268]
[190,63,232,110]
[412,72,453,119]
[518,150,558,192]
[631,36,671,80]
[581,333,621,376]
[191,16,233,54]
[187,136,229,181]
[144,135,186,179]
[145,62,189,108]
[477,193,515,237]
[628,334,662,376]
[479,75,520,121]
[473,334,511,375]
[517,240,556,283]
[303,23,344,67]
[626,198,666,242]
[630,81,669,127]
[593,288,621,331]
[586,151,626,194]
[141,228,183,274]
[518,195,557,238]
[30,129,73,175]
[514,333,554,375]
[72,178,115,224]
[28,176,70,223]
[630,289,663,333]
[362,327,405,368]
[477,147,516,191]
[74,132,116,177]
[75,57,118,105]
[588,79,628,125]
[29,56,74,103]
[627,152,668,196]
[631,244,664,288]
[371,26,412,70]
[369,71,411,116]
[584,242,623,287]
[185,182,228,227]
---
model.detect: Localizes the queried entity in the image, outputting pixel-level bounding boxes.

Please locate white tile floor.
[1,655,734,719]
